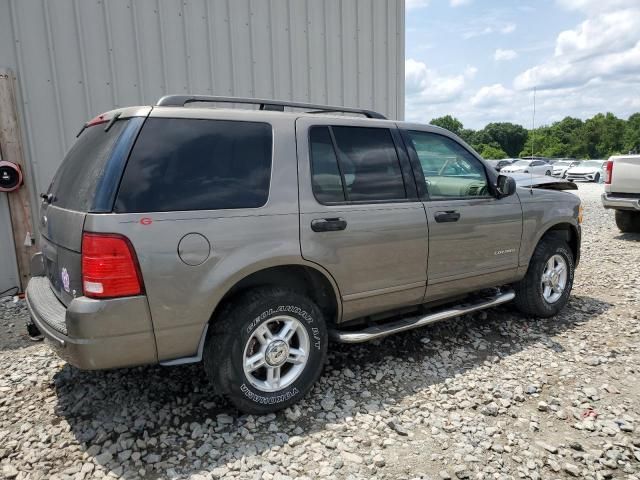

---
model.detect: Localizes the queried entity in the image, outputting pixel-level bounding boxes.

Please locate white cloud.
[464,65,478,78]
[555,9,639,58]
[462,22,517,39]
[514,3,640,91]
[406,0,429,10]
[405,59,467,105]
[450,0,472,7]
[556,0,638,12]
[494,49,518,61]
[500,23,516,34]
[470,84,515,107]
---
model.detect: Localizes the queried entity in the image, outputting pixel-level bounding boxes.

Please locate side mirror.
[496,174,516,198]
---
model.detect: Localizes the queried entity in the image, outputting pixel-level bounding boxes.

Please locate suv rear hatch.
[39,109,148,306]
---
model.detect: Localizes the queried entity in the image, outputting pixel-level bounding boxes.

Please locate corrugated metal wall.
[0,0,404,198]
[0,0,404,288]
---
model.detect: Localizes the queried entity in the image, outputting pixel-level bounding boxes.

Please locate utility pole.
[0,68,36,291]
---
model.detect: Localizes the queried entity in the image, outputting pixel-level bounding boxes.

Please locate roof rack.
[155,95,387,119]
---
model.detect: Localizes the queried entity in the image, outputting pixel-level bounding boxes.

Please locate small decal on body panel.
[61,267,70,293]
[495,248,516,256]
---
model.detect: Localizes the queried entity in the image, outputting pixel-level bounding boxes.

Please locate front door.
[296,117,429,321]
[402,129,523,301]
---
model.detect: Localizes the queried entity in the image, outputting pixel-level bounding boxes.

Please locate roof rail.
[155,95,387,119]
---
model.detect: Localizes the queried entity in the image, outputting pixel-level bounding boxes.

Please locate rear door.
[296,117,428,321]
[401,129,523,301]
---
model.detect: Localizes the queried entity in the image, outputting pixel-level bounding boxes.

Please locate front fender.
[518,188,581,267]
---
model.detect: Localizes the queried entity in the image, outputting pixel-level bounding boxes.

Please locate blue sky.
[405,0,640,129]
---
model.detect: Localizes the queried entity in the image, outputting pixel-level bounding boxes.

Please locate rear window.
[48,120,128,211]
[115,118,272,213]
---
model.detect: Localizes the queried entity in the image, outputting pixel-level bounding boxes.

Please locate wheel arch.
[537,222,580,266]
[208,263,342,331]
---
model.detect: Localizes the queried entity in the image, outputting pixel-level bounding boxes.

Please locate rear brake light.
[82,233,143,298]
[604,160,613,184]
[86,114,108,127]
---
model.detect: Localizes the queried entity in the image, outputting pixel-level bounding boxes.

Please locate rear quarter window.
[114,118,272,213]
[48,120,128,211]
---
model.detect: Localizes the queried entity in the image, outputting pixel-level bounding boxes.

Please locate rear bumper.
[26,276,157,370]
[601,193,640,211]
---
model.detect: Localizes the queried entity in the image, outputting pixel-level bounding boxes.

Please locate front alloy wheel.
[513,233,575,317]
[541,254,568,303]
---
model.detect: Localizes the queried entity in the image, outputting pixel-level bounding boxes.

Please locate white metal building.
[0,0,405,292]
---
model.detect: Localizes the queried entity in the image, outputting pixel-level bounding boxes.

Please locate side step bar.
[330,289,515,344]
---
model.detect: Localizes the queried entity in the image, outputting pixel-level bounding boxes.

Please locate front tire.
[594,173,600,183]
[513,233,575,317]
[615,210,640,233]
[545,170,551,176]
[204,287,328,414]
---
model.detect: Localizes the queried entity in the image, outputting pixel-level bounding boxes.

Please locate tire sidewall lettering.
[240,383,300,405]
[240,302,324,405]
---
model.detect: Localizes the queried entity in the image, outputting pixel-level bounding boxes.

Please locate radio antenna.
[530,87,537,194]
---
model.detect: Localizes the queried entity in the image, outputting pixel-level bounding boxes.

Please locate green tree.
[476,143,508,159]
[430,115,464,136]
[624,113,640,153]
[482,122,529,158]
[583,113,625,158]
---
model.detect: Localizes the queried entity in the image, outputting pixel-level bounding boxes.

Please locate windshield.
[582,161,603,167]
[512,160,531,166]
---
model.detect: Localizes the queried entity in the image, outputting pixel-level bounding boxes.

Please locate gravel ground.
[1,182,639,480]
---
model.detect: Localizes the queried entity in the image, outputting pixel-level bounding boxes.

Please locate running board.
[330,289,515,344]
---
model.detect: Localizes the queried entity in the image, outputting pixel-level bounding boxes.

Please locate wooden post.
[0,68,36,291]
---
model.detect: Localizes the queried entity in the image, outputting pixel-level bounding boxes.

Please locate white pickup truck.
[602,155,640,233]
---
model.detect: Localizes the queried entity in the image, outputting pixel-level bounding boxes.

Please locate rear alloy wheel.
[513,233,574,317]
[545,170,551,176]
[204,287,327,414]
[242,315,310,393]
[615,210,640,233]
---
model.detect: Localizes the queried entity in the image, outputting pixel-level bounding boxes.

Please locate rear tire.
[204,287,328,414]
[545,170,551,176]
[513,233,574,317]
[615,210,640,233]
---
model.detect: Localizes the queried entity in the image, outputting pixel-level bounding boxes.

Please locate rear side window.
[48,120,128,211]
[309,127,345,203]
[309,126,406,203]
[115,118,272,212]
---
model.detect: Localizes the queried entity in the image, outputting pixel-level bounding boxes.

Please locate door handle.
[434,210,461,223]
[311,218,347,232]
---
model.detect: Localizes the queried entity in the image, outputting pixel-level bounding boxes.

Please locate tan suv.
[26,96,582,414]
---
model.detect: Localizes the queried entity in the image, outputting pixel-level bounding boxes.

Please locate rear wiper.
[104,112,121,132]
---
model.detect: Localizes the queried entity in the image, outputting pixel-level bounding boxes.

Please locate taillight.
[604,160,613,184]
[82,233,143,298]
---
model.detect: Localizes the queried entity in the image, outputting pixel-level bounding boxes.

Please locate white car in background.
[552,160,581,178]
[565,160,605,182]
[501,159,553,176]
